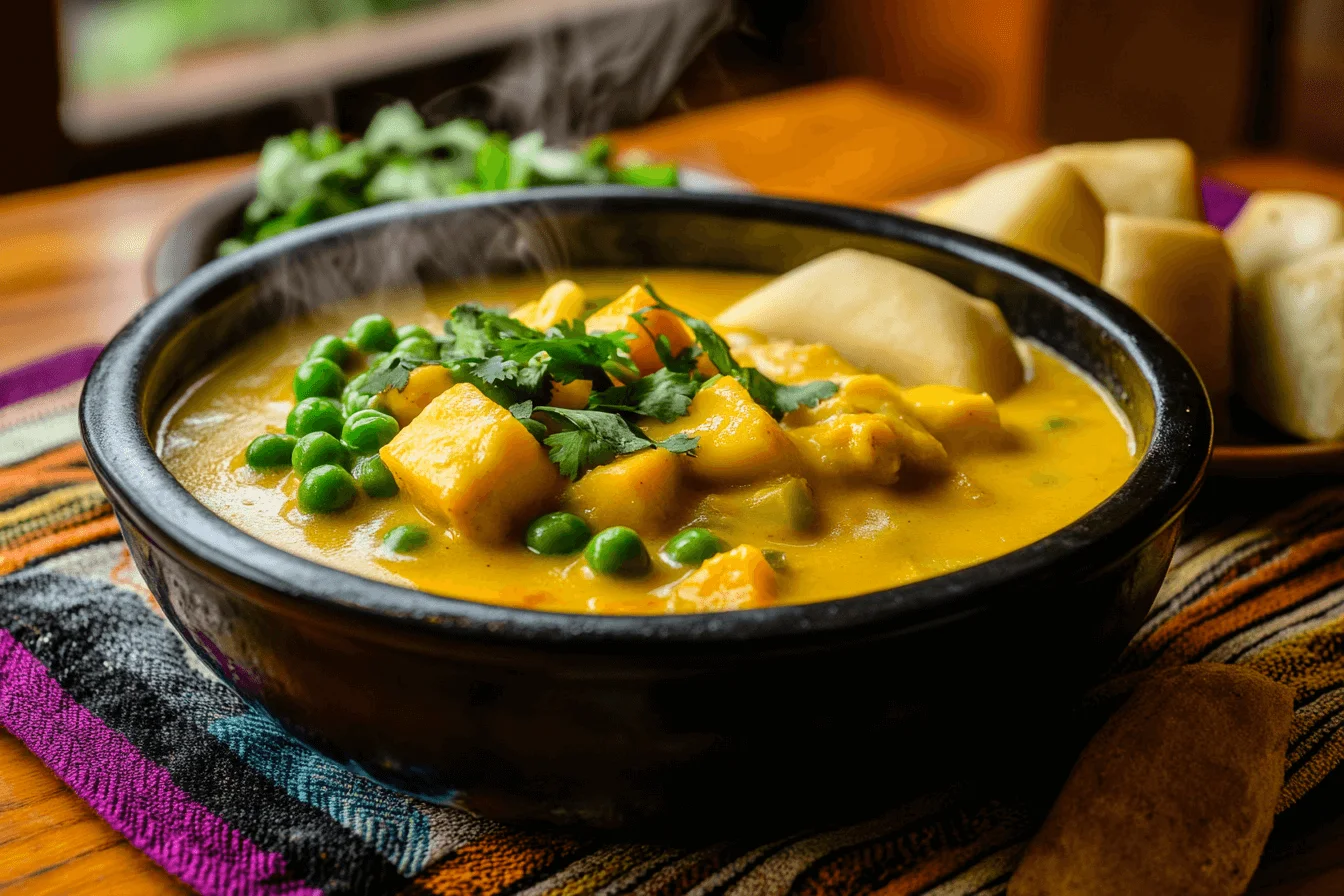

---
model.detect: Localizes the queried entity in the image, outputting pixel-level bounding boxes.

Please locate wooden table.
[1,77,1342,894]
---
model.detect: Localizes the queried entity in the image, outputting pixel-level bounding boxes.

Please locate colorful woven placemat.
[5,345,1344,895]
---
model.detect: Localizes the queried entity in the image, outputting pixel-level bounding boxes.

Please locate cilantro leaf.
[654,433,699,455]
[643,278,839,418]
[360,355,431,394]
[535,406,658,478]
[544,429,614,480]
[588,368,701,423]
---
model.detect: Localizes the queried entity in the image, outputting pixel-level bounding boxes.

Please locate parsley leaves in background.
[218,103,681,256]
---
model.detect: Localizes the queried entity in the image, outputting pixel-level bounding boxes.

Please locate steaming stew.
[157,268,1136,614]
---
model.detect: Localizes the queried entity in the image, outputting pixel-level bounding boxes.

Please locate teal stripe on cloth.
[210,711,437,876]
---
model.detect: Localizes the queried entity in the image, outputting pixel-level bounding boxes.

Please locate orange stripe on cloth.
[403,830,589,896]
[0,514,120,575]
[1126,525,1344,668]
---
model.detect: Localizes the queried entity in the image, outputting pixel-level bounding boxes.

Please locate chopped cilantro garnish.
[588,368,701,423]
[535,406,698,479]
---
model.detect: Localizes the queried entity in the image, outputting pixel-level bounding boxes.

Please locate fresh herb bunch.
[348,287,837,479]
[219,102,680,256]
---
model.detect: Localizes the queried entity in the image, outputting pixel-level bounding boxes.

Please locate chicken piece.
[380,364,454,427]
[786,374,948,473]
[510,279,587,330]
[732,340,860,384]
[563,448,682,533]
[901,384,1002,447]
[641,377,799,485]
[380,384,560,543]
[585,284,698,376]
[788,414,916,485]
[672,545,778,612]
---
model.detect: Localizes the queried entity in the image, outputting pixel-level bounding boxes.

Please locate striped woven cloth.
[3,344,1344,895]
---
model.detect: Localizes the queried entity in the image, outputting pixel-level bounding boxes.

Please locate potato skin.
[1009,665,1293,896]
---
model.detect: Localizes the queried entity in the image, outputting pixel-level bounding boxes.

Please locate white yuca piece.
[1225,191,1344,292]
[1048,139,1202,220]
[916,155,1105,282]
[1238,241,1344,440]
[1101,215,1234,405]
[715,249,1025,398]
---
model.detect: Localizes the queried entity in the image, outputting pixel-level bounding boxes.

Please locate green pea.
[293,357,347,400]
[292,431,351,474]
[297,464,357,513]
[342,409,399,452]
[245,433,297,469]
[662,528,726,566]
[396,324,434,342]
[385,524,430,553]
[343,390,377,415]
[585,526,650,576]
[525,512,591,555]
[354,454,399,498]
[286,397,344,438]
[392,336,437,359]
[348,314,398,352]
[307,334,354,367]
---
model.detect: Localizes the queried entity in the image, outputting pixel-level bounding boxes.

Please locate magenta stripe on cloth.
[0,629,320,896]
[0,344,103,410]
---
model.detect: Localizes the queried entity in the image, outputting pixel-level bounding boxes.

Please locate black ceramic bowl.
[83,188,1211,830]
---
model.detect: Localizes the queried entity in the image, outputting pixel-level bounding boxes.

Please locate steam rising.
[256,0,733,319]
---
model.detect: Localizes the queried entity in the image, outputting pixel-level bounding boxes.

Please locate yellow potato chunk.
[587,285,698,377]
[563,448,682,533]
[642,377,798,484]
[549,379,592,410]
[787,374,948,473]
[672,545,778,612]
[1101,215,1235,405]
[380,364,454,427]
[379,384,560,543]
[732,340,860,384]
[716,249,1025,398]
[1048,139,1202,220]
[1225,191,1344,292]
[901,384,1002,446]
[510,279,587,330]
[917,155,1105,282]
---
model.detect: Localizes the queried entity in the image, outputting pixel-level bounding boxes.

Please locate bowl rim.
[84,186,1212,648]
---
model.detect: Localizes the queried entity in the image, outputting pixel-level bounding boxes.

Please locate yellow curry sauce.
[157,270,1137,614]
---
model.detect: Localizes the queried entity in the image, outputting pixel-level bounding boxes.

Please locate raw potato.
[1009,665,1293,896]
[916,155,1106,282]
[1238,241,1344,440]
[715,249,1025,398]
[1225,191,1344,292]
[1101,215,1235,405]
[1048,139,1202,220]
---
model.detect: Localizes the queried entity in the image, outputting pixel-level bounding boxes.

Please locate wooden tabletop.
[2,77,1343,894]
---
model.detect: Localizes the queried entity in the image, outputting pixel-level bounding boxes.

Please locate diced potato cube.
[586,285,696,376]
[901,384,1002,446]
[788,413,911,485]
[642,377,799,484]
[732,340,860,384]
[786,374,948,472]
[672,545,778,612]
[381,364,454,427]
[563,448,682,533]
[379,384,560,543]
[1048,139,1203,220]
[549,379,592,410]
[695,476,816,536]
[716,250,1025,398]
[511,279,587,330]
[917,156,1106,282]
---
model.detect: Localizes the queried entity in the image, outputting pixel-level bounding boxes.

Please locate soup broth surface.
[158,269,1137,614]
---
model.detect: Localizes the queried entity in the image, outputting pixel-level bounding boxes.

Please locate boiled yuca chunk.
[380,383,561,542]
[715,249,1025,398]
[916,155,1105,282]
[1101,215,1235,405]
[1225,191,1344,292]
[1238,242,1344,440]
[1048,139,1202,220]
